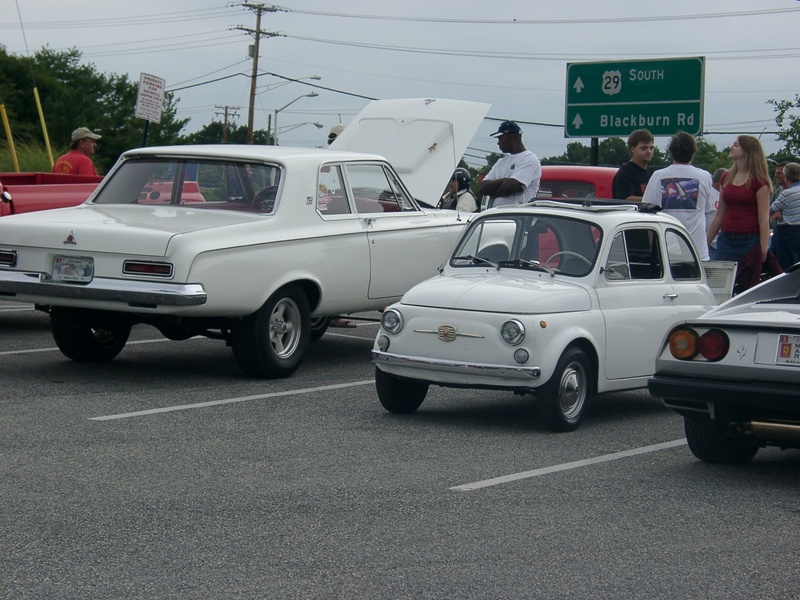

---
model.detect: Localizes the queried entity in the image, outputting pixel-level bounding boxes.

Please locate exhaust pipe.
[746,421,800,441]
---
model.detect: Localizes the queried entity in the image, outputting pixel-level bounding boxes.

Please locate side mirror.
[1,190,11,203]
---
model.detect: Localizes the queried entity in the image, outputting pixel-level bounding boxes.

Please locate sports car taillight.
[667,327,729,362]
[697,329,729,361]
[122,260,174,277]
[668,328,698,360]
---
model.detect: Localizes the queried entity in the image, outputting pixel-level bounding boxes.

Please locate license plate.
[776,334,800,366]
[52,256,94,283]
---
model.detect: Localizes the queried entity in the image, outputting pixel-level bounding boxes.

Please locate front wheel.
[375,367,429,414]
[538,347,593,432]
[231,285,310,378]
[683,417,759,464]
[50,308,131,362]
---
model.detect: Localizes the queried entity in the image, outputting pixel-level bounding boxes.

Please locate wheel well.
[564,338,599,390]
[286,279,321,313]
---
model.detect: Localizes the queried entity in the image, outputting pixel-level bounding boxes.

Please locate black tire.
[375,367,429,414]
[309,316,331,342]
[683,417,759,464]
[538,347,593,432]
[50,308,131,362]
[231,285,310,378]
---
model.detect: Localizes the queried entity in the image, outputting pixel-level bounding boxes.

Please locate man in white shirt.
[479,121,541,209]
[642,131,715,260]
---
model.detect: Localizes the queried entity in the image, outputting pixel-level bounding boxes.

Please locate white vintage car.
[372,200,736,431]
[0,98,489,378]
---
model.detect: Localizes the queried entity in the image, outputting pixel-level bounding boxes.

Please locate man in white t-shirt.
[478,121,541,209]
[642,131,715,260]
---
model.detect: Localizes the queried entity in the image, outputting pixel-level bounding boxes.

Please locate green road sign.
[565,57,704,137]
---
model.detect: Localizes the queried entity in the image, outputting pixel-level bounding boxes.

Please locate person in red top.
[52,127,101,176]
[706,135,772,263]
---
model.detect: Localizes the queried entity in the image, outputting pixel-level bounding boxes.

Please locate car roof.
[121,144,387,164]
[479,199,671,226]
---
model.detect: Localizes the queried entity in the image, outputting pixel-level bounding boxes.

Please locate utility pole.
[214,105,240,144]
[235,3,282,144]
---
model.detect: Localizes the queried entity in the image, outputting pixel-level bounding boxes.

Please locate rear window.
[94,158,282,213]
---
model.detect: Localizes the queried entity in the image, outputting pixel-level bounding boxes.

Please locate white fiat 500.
[372,200,735,431]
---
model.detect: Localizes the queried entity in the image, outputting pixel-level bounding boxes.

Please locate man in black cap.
[478,120,541,209]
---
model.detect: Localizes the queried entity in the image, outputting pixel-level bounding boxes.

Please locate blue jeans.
[770,225,800,270]
[712,231,759,262]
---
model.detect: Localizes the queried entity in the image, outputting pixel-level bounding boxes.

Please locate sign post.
[565,57,704,138]
[135,73,166,146]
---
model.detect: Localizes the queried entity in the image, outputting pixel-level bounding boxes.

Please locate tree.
[769,94,800,157]
[0,45,188,173]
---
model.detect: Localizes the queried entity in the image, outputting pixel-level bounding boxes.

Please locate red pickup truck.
[0,172,102,217]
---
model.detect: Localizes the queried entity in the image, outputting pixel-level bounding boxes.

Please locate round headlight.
[501,320,525,345]
[381,309,404,334]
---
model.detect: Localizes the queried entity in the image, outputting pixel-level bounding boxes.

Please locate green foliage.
[0,140,53,172]
[183,122,271,145]
[0,45,188,174]
[769,94,800,157]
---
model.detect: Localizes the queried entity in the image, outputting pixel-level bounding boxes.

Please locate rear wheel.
[309,316,331,342]
[375,367,429,414]
[50,308,131,362]
[231,285,310,378]
[538,347,593,432]
[683,417,759,464]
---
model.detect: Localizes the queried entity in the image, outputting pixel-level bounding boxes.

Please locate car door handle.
[663,293,678,300]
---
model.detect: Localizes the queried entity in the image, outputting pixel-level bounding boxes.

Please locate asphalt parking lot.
[1,302,798,599]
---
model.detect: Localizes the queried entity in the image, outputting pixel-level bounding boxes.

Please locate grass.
[0,140,65,173]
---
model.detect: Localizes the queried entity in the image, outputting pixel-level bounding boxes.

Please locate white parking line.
[90,379,375,421]
[0,337,173,357]
[450,439,688,491]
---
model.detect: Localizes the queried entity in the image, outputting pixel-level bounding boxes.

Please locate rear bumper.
[648,373,800,416]
[0,270,207,307]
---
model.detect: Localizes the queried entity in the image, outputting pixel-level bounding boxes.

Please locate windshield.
[451,213,602,276]
[93,157,282,213]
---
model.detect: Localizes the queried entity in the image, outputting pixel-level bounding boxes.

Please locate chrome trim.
[0,271,206,307]
[372,349,540,380]
[413,328,484,339]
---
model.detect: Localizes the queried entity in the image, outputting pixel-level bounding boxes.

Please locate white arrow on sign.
[573,77,584,94]
[572,114,583,129]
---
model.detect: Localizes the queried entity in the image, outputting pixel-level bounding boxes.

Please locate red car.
[538,165,618,200]
[0,172,102,217]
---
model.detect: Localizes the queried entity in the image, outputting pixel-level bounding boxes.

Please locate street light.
[258,74,321,94]
[277,122,324,135]
[273,92,319,146]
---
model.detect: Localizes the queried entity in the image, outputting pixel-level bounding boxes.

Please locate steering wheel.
[545,251,592,268]
[253,185,278,211]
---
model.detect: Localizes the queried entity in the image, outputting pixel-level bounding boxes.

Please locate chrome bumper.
[0,271,207,307]
[372,349,541,384]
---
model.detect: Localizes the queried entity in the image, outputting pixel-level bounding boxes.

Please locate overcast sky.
[4,0,800,167]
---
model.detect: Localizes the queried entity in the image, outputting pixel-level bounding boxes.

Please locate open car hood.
[330,98,490,205]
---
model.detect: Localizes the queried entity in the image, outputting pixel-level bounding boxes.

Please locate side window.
[604,228,663,280]
[346,163,415,214]
[317,165,350,215]
[666,229,701,280]
[625,228,663,279]
[604,232,630,280]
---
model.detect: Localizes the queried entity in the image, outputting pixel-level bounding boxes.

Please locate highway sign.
[565,57,704,137]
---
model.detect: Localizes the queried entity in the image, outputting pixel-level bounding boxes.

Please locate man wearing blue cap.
[478,120,541,209]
